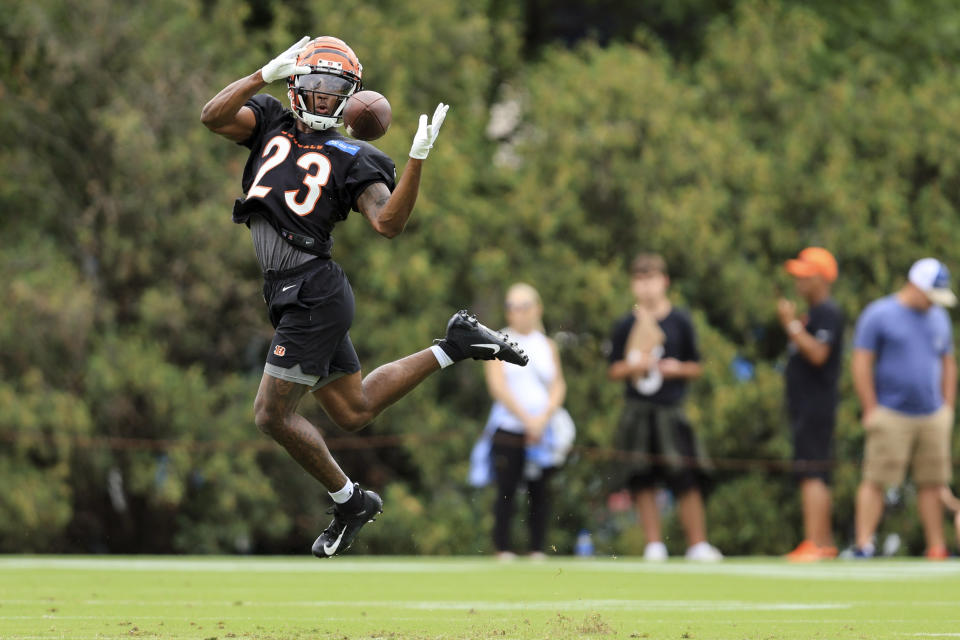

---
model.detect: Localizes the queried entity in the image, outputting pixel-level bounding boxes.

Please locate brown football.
[343,90,391,141]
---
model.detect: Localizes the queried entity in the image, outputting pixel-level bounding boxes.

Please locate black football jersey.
[232,94,396,257]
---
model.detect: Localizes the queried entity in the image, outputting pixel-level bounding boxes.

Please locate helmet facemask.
[289,63,361,131]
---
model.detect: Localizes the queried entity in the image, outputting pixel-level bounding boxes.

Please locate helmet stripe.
[302,48,360,74]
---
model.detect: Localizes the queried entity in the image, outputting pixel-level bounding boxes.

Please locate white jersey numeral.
[285,152,331,216]
[247,136,292,199]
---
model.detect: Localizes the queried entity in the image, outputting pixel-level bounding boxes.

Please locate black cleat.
[436,310,529,366]
[311,485,383,559]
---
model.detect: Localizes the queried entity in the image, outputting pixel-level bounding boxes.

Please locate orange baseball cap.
[784,247,838,282]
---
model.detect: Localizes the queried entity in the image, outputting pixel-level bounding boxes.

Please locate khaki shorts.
[863,405,954,487]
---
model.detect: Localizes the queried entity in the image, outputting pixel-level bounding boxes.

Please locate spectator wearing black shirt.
[608,254,721,561]
[777,247,844,562]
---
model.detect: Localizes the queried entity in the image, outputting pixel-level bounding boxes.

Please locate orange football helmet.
[287,37,363,131]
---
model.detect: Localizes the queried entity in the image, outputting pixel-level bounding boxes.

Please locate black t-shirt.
[608,307,700,406]
[784,298,845,414]
[232,94,396,257]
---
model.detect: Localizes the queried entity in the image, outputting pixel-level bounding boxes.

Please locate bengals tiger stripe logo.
[274,345,286,357]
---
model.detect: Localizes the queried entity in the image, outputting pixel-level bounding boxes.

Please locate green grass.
[1,556,958,639]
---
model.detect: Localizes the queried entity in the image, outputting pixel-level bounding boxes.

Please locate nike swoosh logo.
[323,528,346,556]
[472,343,501,354]
[282,284,297,292]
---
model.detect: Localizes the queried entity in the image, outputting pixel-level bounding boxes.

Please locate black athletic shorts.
[613,396,710,496]
[788,407,836,483]
[262,258,361,386]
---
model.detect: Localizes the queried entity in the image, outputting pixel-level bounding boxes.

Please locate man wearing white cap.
[851,258,957,559]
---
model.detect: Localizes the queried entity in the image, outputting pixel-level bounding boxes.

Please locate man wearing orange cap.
[777,247,845,561]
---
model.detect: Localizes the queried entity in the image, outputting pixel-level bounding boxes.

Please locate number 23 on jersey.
[246,135,332,216]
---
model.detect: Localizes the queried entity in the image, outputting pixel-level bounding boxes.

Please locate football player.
[201,36,527,558]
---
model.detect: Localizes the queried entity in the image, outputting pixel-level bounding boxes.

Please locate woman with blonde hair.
[483,283,571,559]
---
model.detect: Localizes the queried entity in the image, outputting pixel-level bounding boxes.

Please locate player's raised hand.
[409,103,449,159]
[260,36,311,84]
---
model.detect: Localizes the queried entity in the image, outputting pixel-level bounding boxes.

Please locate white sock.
[328,479,354,504]
[430,344,454,369]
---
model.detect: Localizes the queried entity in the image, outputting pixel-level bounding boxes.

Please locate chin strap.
[294,110,340,131]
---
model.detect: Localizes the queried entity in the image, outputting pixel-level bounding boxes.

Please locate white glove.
[409,103,449,159]
[260,36,311,84]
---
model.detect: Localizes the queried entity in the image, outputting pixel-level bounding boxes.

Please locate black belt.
[279,227,323,253]
[262,257,327,281]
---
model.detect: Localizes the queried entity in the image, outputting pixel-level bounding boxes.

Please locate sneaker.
[925,545,949,561]
[436,310,529,366]
[643,541,668,561]
[851,544,875,559]
[685,541,723,562]
[311,485,383,559]
[785,540,821,562]
[785,539,836,562]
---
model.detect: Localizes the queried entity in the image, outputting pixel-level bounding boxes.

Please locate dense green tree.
[1,0,958,555]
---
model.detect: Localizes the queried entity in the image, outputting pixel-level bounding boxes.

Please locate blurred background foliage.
[1,0,959,556]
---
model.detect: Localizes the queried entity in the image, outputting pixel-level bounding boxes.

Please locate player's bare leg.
[308,312,526,559]
[253,372,384,559]
[312,350,440,431]
[254,374,349,491]
[289,350,440,560]
[315,310,528,431]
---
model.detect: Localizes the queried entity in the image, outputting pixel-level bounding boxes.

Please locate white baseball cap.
[908,258,957,307]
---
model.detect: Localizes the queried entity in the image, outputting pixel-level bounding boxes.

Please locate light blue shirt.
[853,295,953,415]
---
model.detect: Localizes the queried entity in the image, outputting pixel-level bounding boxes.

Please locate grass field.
[1,556,958,640]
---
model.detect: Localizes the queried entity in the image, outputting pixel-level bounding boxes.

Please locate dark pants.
[491,429,555,553]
